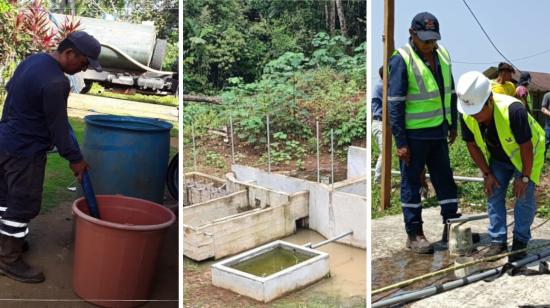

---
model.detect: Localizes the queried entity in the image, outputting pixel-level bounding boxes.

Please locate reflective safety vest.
[462,94,545,184]
[394,43,452,130]
[527,92,533,113]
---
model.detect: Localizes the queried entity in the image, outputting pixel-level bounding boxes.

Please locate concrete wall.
[184,173,310,261]
[232,165,366,248]
[183,190,248,227]
[346,146,367,179]
[334,178,366,196]
[332,191,366,248]
[183,172,228,205]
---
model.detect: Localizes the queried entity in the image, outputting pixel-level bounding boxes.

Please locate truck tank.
[51,14,176,95]
[51,14,159,71]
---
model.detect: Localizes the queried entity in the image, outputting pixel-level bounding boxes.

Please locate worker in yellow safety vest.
[457,71,544,262]
[388,12,466,254]
[491,62,516,97]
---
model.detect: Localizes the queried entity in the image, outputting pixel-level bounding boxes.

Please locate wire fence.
[182,106,355,184]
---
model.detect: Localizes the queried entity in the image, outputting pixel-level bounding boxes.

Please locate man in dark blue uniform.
[0,31,101,283]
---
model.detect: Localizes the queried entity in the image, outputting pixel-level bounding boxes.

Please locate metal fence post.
[316,120,320,183]
[266,114,271,173]
[229,113,235,164]
[191,120,197,171]
[330,128,334,185]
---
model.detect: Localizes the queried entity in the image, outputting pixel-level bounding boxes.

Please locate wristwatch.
[521,175,530,183]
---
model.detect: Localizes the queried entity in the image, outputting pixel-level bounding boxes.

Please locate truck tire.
[80,81,93,94]
[150,39,167,70]
[166,153,178,201]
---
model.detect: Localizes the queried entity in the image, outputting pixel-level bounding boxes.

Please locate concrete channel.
[183,147,367,303]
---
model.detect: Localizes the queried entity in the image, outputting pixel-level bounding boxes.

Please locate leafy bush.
[205,151,226,169]
[269,132,306,166]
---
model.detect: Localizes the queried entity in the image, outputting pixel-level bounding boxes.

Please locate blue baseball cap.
[66,31,102,72]
[411,12,441,41]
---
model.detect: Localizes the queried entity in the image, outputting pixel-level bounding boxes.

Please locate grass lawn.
[42,117,179,212]
[371,126,550,219]
[41,118,85,212]
[88,83,178,107]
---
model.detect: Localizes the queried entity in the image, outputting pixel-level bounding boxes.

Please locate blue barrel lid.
[84,115,173,132]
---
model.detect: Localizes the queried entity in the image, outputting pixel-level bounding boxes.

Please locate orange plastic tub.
[72,195,175,308]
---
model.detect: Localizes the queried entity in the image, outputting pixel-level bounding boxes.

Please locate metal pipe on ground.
[372,247,550,307]
[304,230,353,249]
[447,209,514,224]
[390,170,483,182]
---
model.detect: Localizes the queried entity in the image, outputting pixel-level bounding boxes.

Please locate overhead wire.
[455,47,550,65]
[461,0,546,89]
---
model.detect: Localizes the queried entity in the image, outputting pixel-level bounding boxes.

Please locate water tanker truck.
[51,14,177,95]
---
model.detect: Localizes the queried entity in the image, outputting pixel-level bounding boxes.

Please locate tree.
[335,0,347,37]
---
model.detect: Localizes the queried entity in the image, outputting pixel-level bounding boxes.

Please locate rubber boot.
[0,235,44,283]
[478,242,507,261]
[508,238,528,263]
[406,225,434,254]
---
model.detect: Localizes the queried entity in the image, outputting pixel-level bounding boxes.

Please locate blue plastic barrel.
[82,115,173,204]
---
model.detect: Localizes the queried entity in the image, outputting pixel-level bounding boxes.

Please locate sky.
[370,0,550,82]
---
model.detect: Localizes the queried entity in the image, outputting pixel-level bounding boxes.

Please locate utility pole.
[381,0,394,210]
[70,0,75,16]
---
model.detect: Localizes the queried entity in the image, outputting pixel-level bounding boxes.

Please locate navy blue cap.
[497,62,515,73]
[411,12,441,41]
[519,71,531,85]
[66,31,102,72]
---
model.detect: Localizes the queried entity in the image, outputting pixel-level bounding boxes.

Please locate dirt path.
[0,199,178,308]
[67,93,178,124]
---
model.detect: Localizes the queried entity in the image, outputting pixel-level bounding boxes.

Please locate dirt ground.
[0,196,179,308]
[182,134,365,181]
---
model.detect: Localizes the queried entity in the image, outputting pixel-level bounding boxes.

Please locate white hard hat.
[456,71,492,115]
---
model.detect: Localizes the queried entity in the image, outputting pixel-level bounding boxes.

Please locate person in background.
[540,92,550,159]
[372,66,384,183]
[516,71,533,114]
[491,62,516,97]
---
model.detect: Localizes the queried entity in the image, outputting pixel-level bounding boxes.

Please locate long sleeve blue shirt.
[0,53,83,162]
[371,80,383,120]
[388,42,457,148]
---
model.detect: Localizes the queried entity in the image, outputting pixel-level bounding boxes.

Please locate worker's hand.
[513,177,529,199]
[70,160,89,183]
[483,173,500,197]
[448,129,457,145]
[396,146,411,166]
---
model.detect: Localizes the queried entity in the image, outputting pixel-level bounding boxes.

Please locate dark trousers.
[545,125,550,159]
[400,138,459,234]
[0,153,46,238]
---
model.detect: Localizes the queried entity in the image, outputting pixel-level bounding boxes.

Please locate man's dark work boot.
[508,238,528,263]
[0,235,44,283]
[406,226,434,254]
[479,242,507,261]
